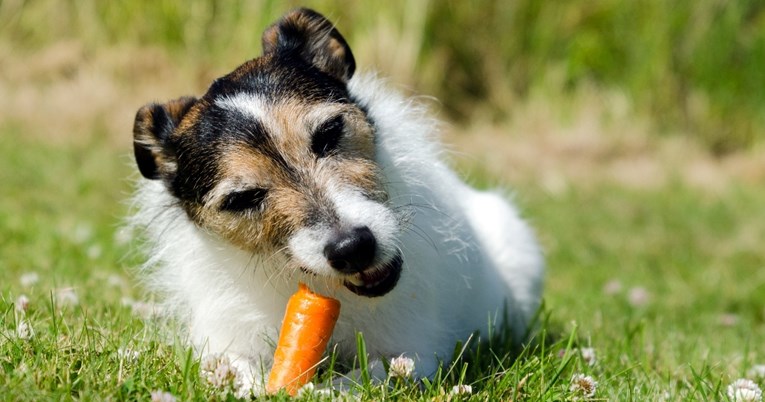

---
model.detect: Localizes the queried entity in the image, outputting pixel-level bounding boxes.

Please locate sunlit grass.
[1,133,763,400]
[1,1,764,398]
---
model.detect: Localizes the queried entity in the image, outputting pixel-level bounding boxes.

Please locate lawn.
[2,1,765,400]
[1,129,764,400]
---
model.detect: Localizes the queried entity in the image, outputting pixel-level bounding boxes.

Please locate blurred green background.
[2,0,764,152]
[1,2,764,399]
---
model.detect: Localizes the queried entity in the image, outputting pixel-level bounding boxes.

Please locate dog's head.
[133,9,402,297]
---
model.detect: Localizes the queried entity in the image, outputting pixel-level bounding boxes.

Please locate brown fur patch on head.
[266,99,376,164]
[186,98,385,255]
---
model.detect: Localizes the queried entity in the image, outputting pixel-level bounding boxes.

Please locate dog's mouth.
[342,254,403,297]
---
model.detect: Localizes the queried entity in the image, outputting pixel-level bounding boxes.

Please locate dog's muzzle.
[342,253,403,297]
[323,226,402,297]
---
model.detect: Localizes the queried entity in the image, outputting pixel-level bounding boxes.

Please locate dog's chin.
[342,254,403,298]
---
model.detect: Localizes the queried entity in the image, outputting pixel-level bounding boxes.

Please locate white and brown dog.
[131,8,543,394]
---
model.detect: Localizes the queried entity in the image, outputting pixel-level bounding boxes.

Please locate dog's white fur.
[131,72,544,393]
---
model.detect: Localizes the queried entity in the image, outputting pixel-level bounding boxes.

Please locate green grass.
[2,0,764,150]
[2,2,764,398]
[2,131,764,400]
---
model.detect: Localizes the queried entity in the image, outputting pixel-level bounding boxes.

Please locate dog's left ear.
[262,8,355,83]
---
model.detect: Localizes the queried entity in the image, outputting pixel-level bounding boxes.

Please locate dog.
[130,8,543,395]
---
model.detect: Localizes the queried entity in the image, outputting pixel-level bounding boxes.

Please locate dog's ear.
[262,8,355,83]
[133,96,197,180]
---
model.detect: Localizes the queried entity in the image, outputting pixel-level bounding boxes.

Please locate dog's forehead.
[188,55,353,141]
[212,92,347,135]
[205,55,349,104]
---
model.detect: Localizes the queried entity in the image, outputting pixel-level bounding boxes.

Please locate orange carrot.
[266,282,341,395]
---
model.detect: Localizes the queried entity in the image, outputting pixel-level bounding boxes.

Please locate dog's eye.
[220,188,268,213]
[311,115,344,157]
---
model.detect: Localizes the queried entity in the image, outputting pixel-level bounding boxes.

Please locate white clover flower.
[727,379,762,402]
[16,320,34,341]
[628,286,650,307]
[296,382,332,398]
[73,223,94,244]
[719,313,739,327]
[86,244,102,260]
[558,347,597,366]
[117,347,141,362]
[131,301,162,319]
[297,382,316,397]
[15,362,29,375]
[450,384,473,395]
[211,362,240,388]
[15,294,30,313]
[570,373,597,398]
[579,347,597,366]
[748,365,765,380]
[200,353,241,391]
[150,390,177,402]
[107,274,126,287]
[20,272,40,287]
[56,288,79,307]
[388,355,415,379]
[200,353,227,374]
[603,279,623,295]
[317,388,334,398]
[113,227,133,246]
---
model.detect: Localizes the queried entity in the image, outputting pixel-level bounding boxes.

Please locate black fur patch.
[311,114,344,157]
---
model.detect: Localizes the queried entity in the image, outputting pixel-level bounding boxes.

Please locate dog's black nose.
[324,226,377,273]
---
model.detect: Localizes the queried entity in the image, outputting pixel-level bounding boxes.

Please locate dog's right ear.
[133,96,197,180]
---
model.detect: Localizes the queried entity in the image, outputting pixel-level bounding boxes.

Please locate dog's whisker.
[233,246,272,281]
[260,246,290,268]
[263,258,292,289]
[403,223,438,252]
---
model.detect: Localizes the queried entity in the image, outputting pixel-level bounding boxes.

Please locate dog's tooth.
[347,275,364,286]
